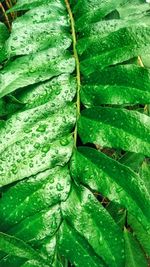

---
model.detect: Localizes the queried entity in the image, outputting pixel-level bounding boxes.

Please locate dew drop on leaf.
[42,144,50,153]
[36,124,47,132]
[56,183,64,191]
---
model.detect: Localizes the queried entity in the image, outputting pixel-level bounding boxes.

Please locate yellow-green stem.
[5,0,15,20]
[137,56,144,67]
[0,3,11,30]
[65,0,81,147]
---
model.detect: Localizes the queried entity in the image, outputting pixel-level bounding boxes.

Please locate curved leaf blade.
[61,185,124,267]
[0,232,45,264]
[0,48,75,98]
[128,213,150,256]
[71,147,150,230]
[0,103,75,186]
[79,26,150,74]
[6,4,71,57]
[15,74,76,110]
[58,222,105,267]
[0,22,9,63]
[7,205,61,244]
[78,107,150,156]
[7,0,65,12]
[124,229,148,267]
[0,167,71,231]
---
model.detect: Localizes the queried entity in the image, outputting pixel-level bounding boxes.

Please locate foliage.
[0,0,150,266]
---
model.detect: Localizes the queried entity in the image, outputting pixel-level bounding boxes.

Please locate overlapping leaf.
[78,107,150,155]
[0,22,9,63]
[0,167,71,230]
[0,232,48,267]
[71,147,150,230]
[71,0,150,265]
[58,222,105,267]
[0,1,76,266]
[61,185,124,267]
[6,3,71,57]
[124,228,148,267]
[127,161,150,256]
[81,65,150,105]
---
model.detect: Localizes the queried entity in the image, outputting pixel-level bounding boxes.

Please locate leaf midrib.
[64,0,81,147]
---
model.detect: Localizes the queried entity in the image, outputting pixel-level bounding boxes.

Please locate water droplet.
[24,128,32,133]
[34,142,40,149]
[60,136,70,146]
[10,46,15,51]
[11,164,18,174]
[88,194,92,199]
[36,124,47,132]
[56,183,64,191]
[42,144,50,153]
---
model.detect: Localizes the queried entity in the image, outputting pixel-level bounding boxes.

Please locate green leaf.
[0,255,26,267]
[7,0,65,12]
[0,48,75,98]
[1,0,150,266]
[7,205,61,244]
[0,232,45,264]
[73,0,125,30]
[81,65,150,106]
[61,185,124,267]
[118,3,149,19]
[0,167,71,231]
[128,214,150,256]
[81,84,150,106]
[15,74,76,110]
[38,236,57,263]
[0,22,9,63]
[58,222,105,267]
[0,95,25,117]
[124,228,148,267]
[0,257,47,267]
[71,147,150,230]
[79,26,150,74]
[139,160,150,195]
[83,64,150,90]
[127,161,150,256]
[142,54,150,68]
[80,15,150,38]
[78,107,150,156]
[0,103,75,186]
[20,260,47,267]
[119,152,144,172]
[6,4,71,57]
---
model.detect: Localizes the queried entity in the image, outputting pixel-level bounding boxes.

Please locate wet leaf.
[78,107,150,156]
[61,185,124,267]
[0,232,46,265]
[58,222,105,267]
[0,0,150,266]
[71,147,150,231]
[124,228,148,267]
[0,22,9,63]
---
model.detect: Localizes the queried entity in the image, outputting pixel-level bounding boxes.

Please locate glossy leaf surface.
[78,108,150,156]
[0,232,46,265]
[124,229,148,267]
[0,0,150,266]
[58,222,105,267]
[71,147,150,230]
[0,22,9,63]
[61,185,124,267]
